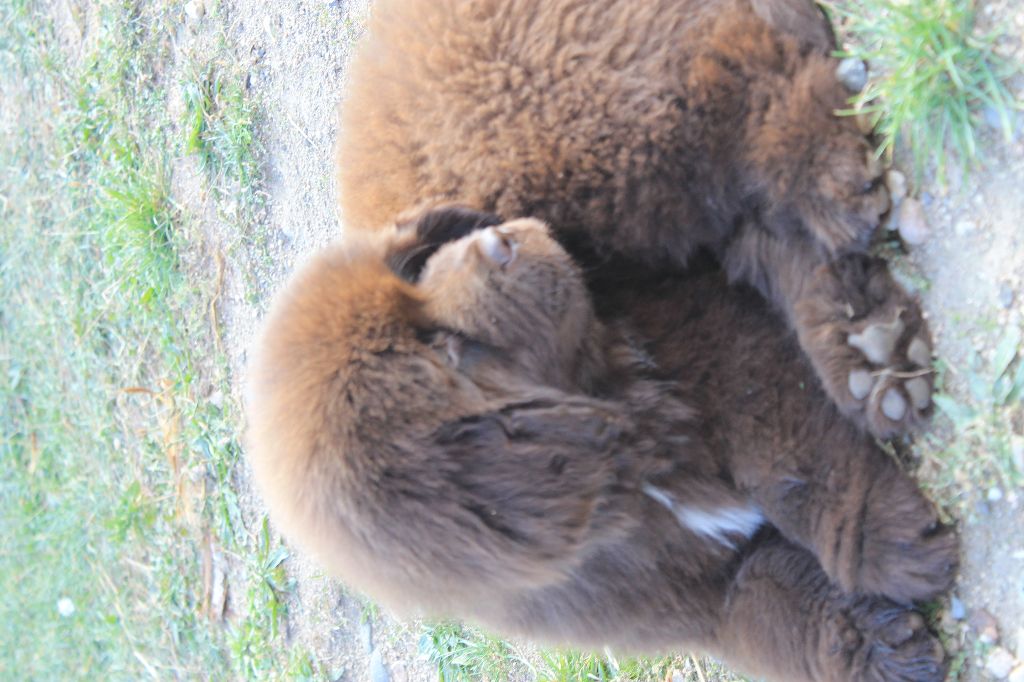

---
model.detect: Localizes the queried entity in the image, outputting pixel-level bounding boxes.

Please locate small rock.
[954,218,977,236]
[369,650,390,682]
[970,608,1000,644]
[184,0,205,23]
[1008,664,1024,682]
[885,169,907,205]
[1012,438,1024,473]
[975,499,992,517]
[986,647,1015,679]
[1000,282,1016,309]
[672,672,685,682]
[989,487,1005,502]
[983,105,1021,137]
[56,597,75,618]
[949,595,967,620]
[836,58,868,93]
[360,619,373,653]
[897,198,929,245]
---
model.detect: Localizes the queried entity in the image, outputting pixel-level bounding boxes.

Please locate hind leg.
[718,367,958,604]
[714,534,947,682]
[723,228,934,439]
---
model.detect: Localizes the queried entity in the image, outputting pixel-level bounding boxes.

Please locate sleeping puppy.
[335,0,934,439]
[246,207,955,682]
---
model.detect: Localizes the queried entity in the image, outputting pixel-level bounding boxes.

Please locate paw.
[843,308,934,438]
[855,470,959,603]
[796,255,934,439]
[831,600,947,682]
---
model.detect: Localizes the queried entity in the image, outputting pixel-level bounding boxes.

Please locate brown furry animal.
[336,0,933,438]
[246,207,956,682]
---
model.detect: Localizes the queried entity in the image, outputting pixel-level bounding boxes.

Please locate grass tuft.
[923,323,1024,507]
[823,0,1021,185]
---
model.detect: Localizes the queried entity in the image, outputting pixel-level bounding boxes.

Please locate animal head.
[386,205,602,390]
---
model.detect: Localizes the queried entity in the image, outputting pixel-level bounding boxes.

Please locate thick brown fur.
[246,209,956,682]
[336,0,934,438]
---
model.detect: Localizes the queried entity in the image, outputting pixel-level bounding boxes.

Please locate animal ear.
[386,205,503,282]
[749,0,836,52]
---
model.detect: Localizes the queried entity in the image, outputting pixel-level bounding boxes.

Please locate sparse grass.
[823,0,1021,185]
[0,0,294,678]
[417,622,744,682]
[419,622,529,681]
[921,323,1024,508]
[182,60,260,190]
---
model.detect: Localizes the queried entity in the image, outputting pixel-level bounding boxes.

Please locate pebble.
[955,218,978,236]
[836,57,868,93]
[360,619,373,653]
[949,595,967,620]
[1009,664,1024,682]
[185,0,205,23]
[897,198,929,245]
[369,650,390,682]
[970,608,1000,644]
[987,647,1016,680]
[989,487,1005,503]
[1000,282,1016,309]
[56,597,75,618]
[885,169,907,205]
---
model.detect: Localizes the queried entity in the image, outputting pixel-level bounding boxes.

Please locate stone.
[185,0,205,23]
[836,58,868,93]
[986,647,1015,680]
[1000,282,1016,309]
[369,649,390,682]
[949,595,966,620]
[885,169,907,205]
[989,487,1005,502]
[360,619,373,653]
[897,198,929,245]
[955,218,977,236]
[970,608,1000,644]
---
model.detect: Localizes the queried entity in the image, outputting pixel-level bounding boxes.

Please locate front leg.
[723,228,934,439]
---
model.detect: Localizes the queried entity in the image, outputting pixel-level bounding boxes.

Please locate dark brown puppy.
[246,208,955,682]
[337,0,932,438]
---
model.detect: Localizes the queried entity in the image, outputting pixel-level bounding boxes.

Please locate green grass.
[0,0,295,678]
[417,622,744,682]
[823,0,1020,185]
[181,60,260,191]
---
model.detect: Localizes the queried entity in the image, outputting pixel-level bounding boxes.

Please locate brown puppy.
[336,0,932,438]
[246,207,955,682]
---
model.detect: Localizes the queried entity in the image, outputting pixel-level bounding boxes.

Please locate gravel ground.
[180,0,1024,679]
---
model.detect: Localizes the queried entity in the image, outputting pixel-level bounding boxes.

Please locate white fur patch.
[642,484,763,548]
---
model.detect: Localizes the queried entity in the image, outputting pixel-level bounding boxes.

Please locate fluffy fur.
[336,0,934,438]
[246,208,956,682]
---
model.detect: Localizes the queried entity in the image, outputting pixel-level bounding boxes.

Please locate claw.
[905,377,931,410]
[907,337,931,368]
[848,369,874,400]
[881,389,907,421]
[849,317,905,365]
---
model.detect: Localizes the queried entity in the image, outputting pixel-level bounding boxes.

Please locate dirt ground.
[178,0,1024,679]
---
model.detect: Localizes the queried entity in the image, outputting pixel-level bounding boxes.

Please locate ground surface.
[2,0,1022,680]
